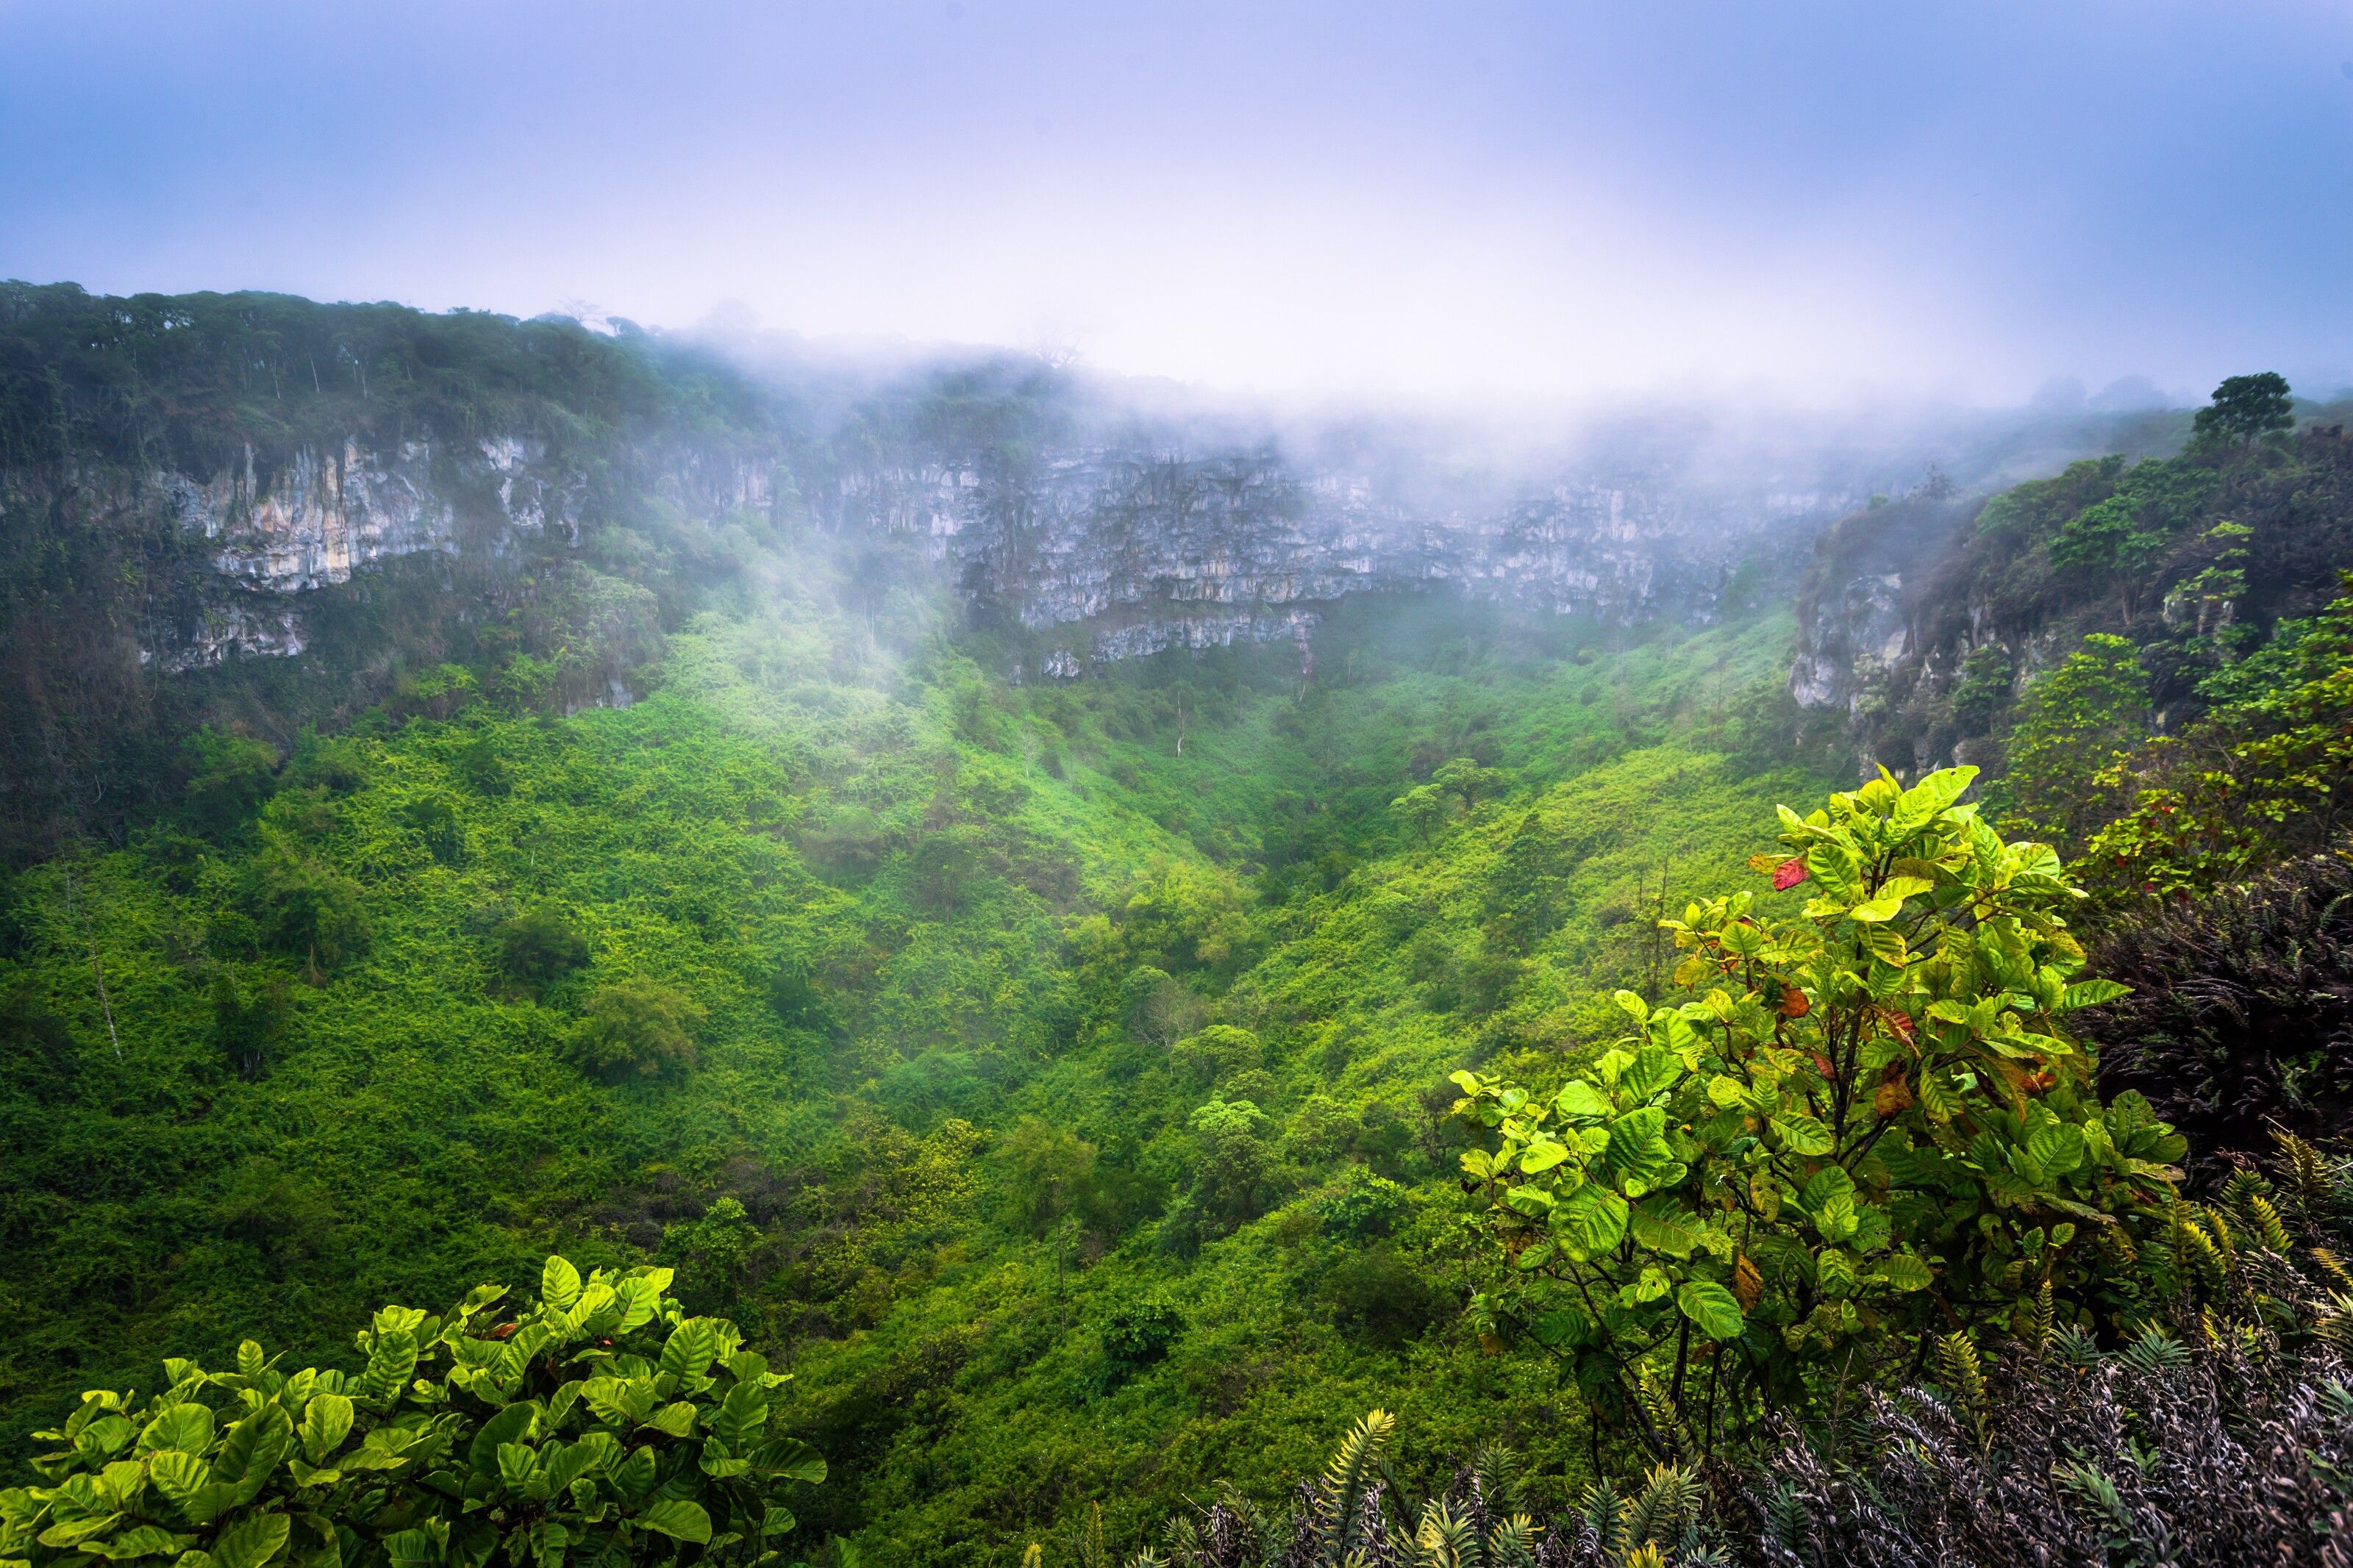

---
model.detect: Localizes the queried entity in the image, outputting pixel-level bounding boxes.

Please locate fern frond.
[1321,1409,1396,1509]
[2015,1278,2054,1356]
[2121,1323,2190,1377]
[1934,1331,1990,1447]
[2274,1128,2333,1215]
[1471,1439,1521,1516]
[1618,1464,1702,1562]
[1412,1500,1473,1568]
[1577,1478,1623,1556]
[1483,1514,1538,1568]
[1762,1478,1808,1553]
[1634,1368,1697,1463]
[2249,1192,2293,1254]
[2053,1322,2105,1367]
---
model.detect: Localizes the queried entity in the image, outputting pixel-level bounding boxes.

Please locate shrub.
[245,849,371,975]
[2088,849,2353,1167]
[0,1256,824,1568]
[1321,1245,1447,1347]
[568,981,704,1084]
[1315,1170,1408,1242]
[1449,767,2182,1453]
[401,795,466,867]
[490,909,590,997]
[180,729,280,841]
[1101,1300,1185,1370]
[210,967,293,1082]
[763,961,837,1035]
[2076,581,2353,903]
[1171,1025,1263,1086]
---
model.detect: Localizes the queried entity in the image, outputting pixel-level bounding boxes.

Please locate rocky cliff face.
[126,423,1860,681]
[821,445,1857,673]
[115,434,783,673]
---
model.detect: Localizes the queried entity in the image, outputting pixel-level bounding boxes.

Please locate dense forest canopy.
[6,287,2353,1567]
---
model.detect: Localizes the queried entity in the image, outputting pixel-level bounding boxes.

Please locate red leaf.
[1772,859,1810,891]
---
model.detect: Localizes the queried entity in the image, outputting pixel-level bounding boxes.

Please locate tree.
[2190,371,2293,451]
[999,1116,1098,1236]
[210,967,293,1081]
[2077,581,2353,902]
[0,1256,825,1568]
[1452,768,2182,1458]
[490,908,590,996]
[245,847,372,976]
[1990,634,2150,848]
[180,729,279,841]
[568,980,704,1083]
[1188,1099,1279,1225]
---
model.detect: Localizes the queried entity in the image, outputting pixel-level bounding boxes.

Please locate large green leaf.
[297,1395,352,1467]
[1629,1200,1706,1259]
[358,1331,417,1408]
[1872,1253,1934,1292]
[1619,1045,1685,1102]
[1552,1184,1629,1261]
[213,1406,293,1506]
[138,1404,215,1458]
[2060,978,2132,1012]
[638,1500,711,1544]
[2025,1124,2087,1179]
[753,1436,827,1485]
[539,1256,582,1312]
[658,1319,718,1382]
[466,1401,540,1478]
[1554,1081,1612,1120]
[1770,1113,1835,1156]
[1675,1280,1745,1341]
[1849,876,1934,923]
[210,1512,291,1568]
[82,1524,190,1560]
[1890,767,1977,835]
[1604,1107,1674,1186]
[710,1383,770,1451]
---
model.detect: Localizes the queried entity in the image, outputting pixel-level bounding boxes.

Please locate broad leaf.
[1769,1112,1835,1156]
[210,1512,291,1568]
[138,1404,215,1458]
[539,1256,582,1312]
[1676,1280,1745,1341]
[1552,1184,1629,1261]
[1629,1200,1706,1259]
[638,1500,711,1544]
[297,1395,352,1467]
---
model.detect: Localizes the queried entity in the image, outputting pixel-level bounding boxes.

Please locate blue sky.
[3,1,2349,402]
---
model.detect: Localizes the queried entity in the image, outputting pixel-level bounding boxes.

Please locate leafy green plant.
[1985,634,2149,849]
[0,1256,822,1568]
[1450,767,2183,1457]
[566,983,703,1084]
[490,913,590,999]
[2077,581,2353,903]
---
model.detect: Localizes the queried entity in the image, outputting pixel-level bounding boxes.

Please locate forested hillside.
[0,523,1813,1561]
[10,289,2353,1568]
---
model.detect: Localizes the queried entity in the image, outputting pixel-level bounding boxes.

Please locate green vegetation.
[8,323,2353,1567]
[0,559,1816,1564]
[1,1256,824,1568]
[1844,376,2353,792]
[1451,769,2176,1464]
